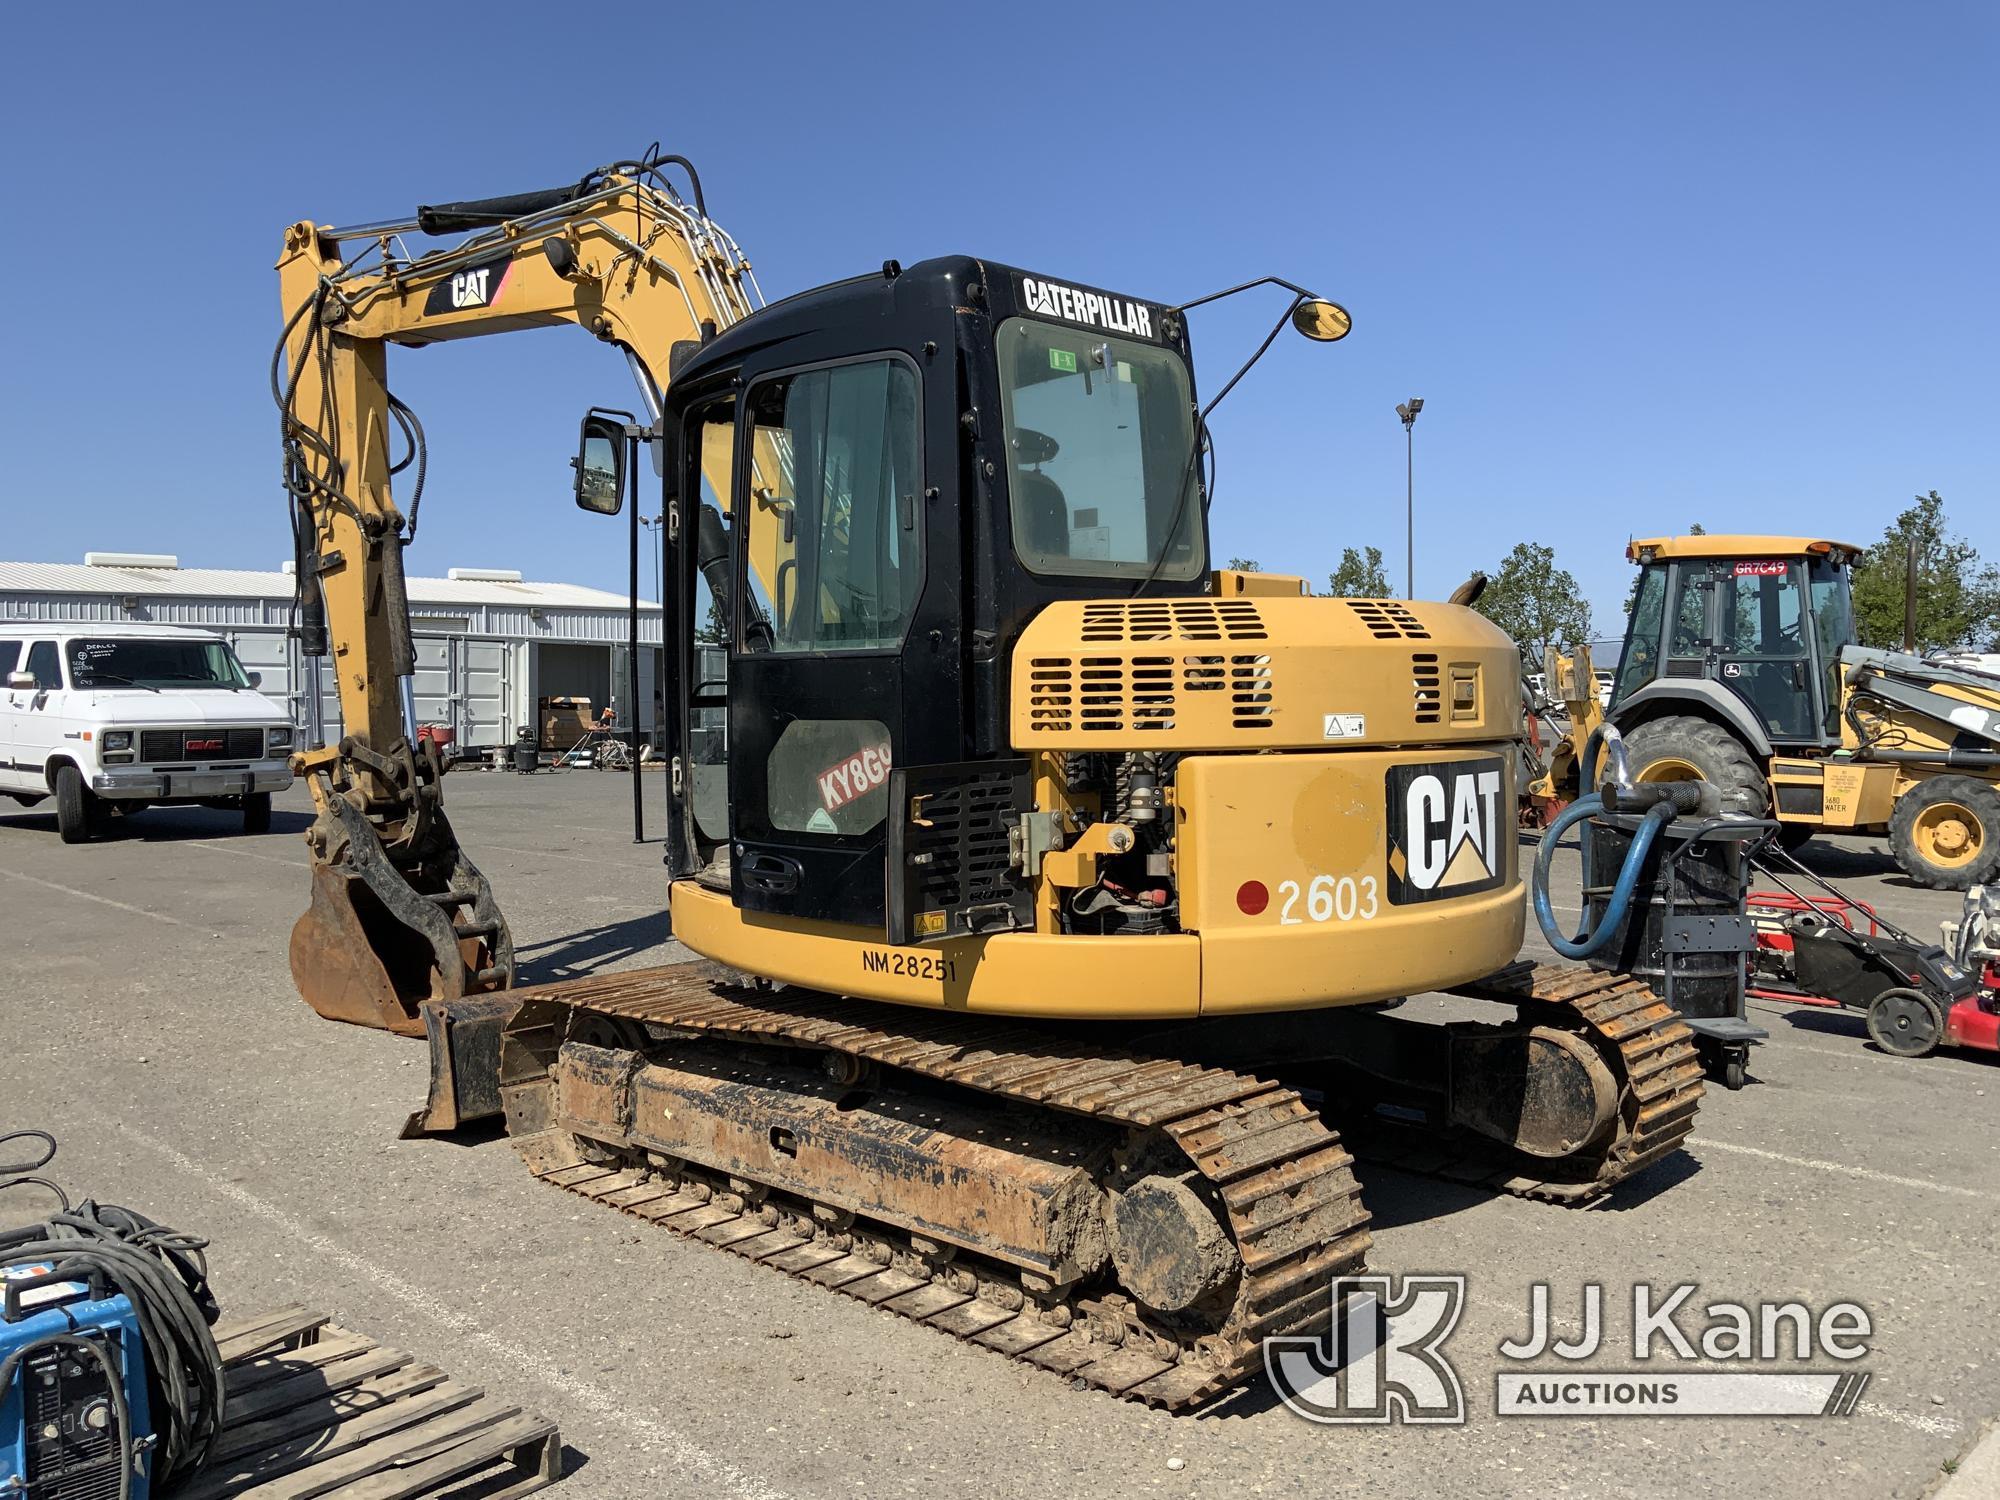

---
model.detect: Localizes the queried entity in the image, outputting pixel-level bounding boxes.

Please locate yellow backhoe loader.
[1533,535,2000,888]
[276,152,1707,1408]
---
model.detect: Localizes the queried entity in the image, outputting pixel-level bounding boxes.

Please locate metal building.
[0,553,661,752]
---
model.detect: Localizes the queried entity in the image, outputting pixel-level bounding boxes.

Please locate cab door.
[724,354,929,929]
[1713,559,1818,743]
[8,640,65,790]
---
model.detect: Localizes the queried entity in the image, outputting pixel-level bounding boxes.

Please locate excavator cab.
[644,260,1213,939]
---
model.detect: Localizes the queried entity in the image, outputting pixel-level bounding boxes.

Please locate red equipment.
[1745,849,1998,1060]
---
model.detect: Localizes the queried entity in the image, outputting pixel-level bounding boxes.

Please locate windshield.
[67,637,251,690]
[996,317,1203,581]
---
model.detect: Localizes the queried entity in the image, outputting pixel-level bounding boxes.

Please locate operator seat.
[1016,468,1072,562]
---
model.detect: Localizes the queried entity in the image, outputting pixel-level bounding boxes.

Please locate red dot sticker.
[1236,880,1269,915]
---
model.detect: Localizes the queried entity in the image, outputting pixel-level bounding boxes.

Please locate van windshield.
[67,638,251,690]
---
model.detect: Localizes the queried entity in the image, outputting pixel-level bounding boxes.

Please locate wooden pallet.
[176,1305,562,1499]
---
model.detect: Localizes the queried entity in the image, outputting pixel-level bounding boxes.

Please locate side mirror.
[573,414,626,515]
[1291,299,1353,342]
[246,670,263,688]
[6,671,35,691]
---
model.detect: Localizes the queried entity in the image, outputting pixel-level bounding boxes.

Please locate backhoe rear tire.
[54,764,102,844]
[1620,716,1769,815]
[1888,776,2000,890]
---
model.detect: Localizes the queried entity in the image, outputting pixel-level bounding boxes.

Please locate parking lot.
[4,770,1994,1499]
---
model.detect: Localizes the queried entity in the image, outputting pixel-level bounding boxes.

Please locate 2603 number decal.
[1277,874,1379,925]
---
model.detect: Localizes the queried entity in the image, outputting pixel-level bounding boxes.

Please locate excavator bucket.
[289,865,441,1037]
[289,790,517,1040]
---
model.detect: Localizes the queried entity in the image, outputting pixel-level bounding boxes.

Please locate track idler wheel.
[1109,1174,1240,1316]
[1448,1024,1619,1159]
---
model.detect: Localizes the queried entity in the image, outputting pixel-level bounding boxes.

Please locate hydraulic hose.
[1532,794,1676,960]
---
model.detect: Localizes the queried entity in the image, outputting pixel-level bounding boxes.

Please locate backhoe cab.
[1540,534,2000,889]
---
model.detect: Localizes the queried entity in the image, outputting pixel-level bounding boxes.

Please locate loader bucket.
[289,864,449,1038]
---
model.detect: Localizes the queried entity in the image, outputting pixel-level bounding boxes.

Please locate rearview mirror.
[573,414,626,515]
[1291,299,1352,342]
[6,671,34,691]
[246,671,263,688]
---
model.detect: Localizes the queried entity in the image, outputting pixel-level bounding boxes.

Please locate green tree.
[1326,545,1391,598]
[1475,542,1594,661]
[1225,556,1261,572]
[1850,491,2000,652]
[695,596,726,644]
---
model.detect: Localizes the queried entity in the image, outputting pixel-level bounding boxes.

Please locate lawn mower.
[1746,850,1998,1059]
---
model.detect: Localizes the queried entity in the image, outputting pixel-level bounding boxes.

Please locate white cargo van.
[1,622,295,843]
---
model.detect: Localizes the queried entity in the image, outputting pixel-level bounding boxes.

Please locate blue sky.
[1,2,1992,636]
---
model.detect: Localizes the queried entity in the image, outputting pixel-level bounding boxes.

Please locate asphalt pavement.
[3,770,1994,1499]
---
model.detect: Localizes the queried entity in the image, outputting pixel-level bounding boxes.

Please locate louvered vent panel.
[1346,600,1433,640]
[1079,601,1267,643]
[1026,604,1283,736]
[1412,652,1443,723]
[1028,657,1077,732]
[1230,654,1275,729]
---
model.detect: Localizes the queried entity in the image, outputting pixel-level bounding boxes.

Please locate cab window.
[25,641,61,690]
[997,318,1202,581]
[1809,558,1855,736]
[1718,564,1805,656]
[1614,565,1668,704]
[0,642,19,680]
[741,357,922,653]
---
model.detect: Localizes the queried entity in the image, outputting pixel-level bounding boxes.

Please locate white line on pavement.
[121,1125,792,1500]
[1697,1138,1997,1201]
[183,839,309,868]
[0,867,187,926]
[478,843,626,867]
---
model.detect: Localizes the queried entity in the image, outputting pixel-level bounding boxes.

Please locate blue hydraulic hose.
[1533,794,1676,960]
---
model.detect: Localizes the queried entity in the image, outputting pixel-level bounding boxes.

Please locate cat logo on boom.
[1384,757,1508,905]
[422,255,509,315]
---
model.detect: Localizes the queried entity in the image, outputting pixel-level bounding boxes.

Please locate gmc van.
[1,623,295,842]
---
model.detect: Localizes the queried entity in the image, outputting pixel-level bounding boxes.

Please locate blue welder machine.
[1,1259,156,1499]
[1,1131,222,1500]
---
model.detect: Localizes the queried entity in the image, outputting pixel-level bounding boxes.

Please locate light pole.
[1395,398,1423,598]
[638,513,665,602]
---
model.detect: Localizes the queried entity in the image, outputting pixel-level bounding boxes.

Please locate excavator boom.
[276,155,759,1032]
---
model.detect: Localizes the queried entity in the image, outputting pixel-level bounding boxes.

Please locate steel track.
[499,960,1699,1408]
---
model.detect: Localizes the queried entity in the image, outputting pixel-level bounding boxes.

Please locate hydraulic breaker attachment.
[289,755,515,1038]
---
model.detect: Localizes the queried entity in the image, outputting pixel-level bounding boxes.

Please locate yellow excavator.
[276,152,1705,1408]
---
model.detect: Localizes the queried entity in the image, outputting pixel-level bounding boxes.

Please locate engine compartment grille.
[1346,600,1433,640]
[138,727,264,762]
[1078,600,1268,643]
[1412,653,1443,724]
[1027,652,1277,734]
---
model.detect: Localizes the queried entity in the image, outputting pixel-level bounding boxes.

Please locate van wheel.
[243,792,273,834]
[54,765,102,844]
[1620,716,1769,813]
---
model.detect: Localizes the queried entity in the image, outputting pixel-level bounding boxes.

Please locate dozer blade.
[401,994,521,1137]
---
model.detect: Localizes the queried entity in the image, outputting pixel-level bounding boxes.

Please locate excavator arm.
[275,155,761,1035]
